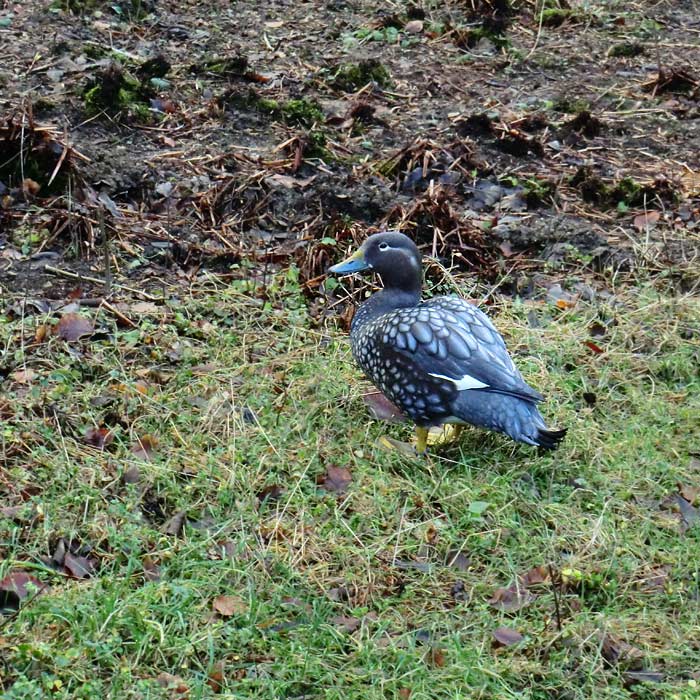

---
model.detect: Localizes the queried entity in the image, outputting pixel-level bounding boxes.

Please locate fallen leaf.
[63,552,95,579]
[142,555,161,582]
[123,465,141,484]
[56,313,94,341]
[212,594,246,617]
[11,368,37,384]
[624,670,664,685]
[319,465,352,494]
[164,510,187,536]
[131,434,158,461]
[0,571,45,612]
[601,633,645,669]
[427,647,446,667]
[207,660,225,693]
[445,550,470,571]
[398,689,412,700]
[492,626,524,647]
[332,615,361,633]
[498,240,513,257]
[155,672,189,698]
[84,427,114,450]
[488,584,535,612]
[679,483,700,505]
[256,484,284,504]
[583,340,605,354]
[404,19,424,33]
[633,210,660,230]
[556,298,576,310]
[363,391,406,423]
[520,565,550,587]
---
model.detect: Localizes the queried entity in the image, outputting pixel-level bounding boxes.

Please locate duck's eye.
[378,242,389,251]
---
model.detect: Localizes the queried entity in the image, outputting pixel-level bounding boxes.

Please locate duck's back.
[350,295,542,426]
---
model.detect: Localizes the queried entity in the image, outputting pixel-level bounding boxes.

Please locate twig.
[43,265,160,300]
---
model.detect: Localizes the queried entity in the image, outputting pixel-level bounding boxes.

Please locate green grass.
[1,274,699,699]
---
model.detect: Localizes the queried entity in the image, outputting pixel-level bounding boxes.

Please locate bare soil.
[1,0,699,302]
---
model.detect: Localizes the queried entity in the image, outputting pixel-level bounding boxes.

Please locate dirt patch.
[1,0,699,305]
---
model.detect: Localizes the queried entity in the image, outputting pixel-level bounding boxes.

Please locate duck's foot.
[376,434,418,456]
[426,424,463,446]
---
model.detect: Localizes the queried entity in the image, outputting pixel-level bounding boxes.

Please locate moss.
[82,62,153,122]
[522,178,557,207]
[553,96,591,114]
[195,55,249,77]
[465,26,510,49]
[281,99,324,128]
[608,42,645,58]
[571,168,678,209]
[333,59,391,91]
[541,8,573,26]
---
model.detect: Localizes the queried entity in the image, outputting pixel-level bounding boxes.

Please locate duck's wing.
[373,296,542,403]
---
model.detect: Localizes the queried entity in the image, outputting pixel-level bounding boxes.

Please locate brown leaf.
[123,465,141,484]
[498,240,513,257]
[445,550,470,571]
[520,565,550,587]
[332,615,361,633]
[56,313,94,341]
[319,465,352,494]
[207,660,225,693]
[11,368,37,384]
[257,484,284,504]
[427,647,446,667]
[164,510,187,536]
[0,571,46,611]
[583,340,605,354]
[398,689,412,700]
[633,210,660,230]
[404,19,424,33]
[142,555,161,583]
[601,633,645,669]
[488,584,535,612]
[492,626,524,647]
[63,552,95,579]
[131,434,158,461]
[362,391,407,423]
[84,427,114,450]
[212,594,246,617]
[155,672,190,698]
[35,324,49,343]
[679,483,700,505]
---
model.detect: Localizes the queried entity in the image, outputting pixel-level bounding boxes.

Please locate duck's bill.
[328,249,370,274]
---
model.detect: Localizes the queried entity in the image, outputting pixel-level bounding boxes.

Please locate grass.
[1,271,700,699]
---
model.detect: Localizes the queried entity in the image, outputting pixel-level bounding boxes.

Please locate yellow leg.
[415,426,429,455]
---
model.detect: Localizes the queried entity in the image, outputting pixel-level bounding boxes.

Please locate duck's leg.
[415,426,429,455]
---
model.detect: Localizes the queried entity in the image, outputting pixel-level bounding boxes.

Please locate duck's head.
[329,231,422,293]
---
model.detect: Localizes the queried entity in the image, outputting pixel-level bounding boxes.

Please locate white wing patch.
[428,372,489,391]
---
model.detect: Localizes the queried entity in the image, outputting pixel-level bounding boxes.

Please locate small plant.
[332,59,391,92]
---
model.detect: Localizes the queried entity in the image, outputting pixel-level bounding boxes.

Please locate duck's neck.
[351,287,421,332]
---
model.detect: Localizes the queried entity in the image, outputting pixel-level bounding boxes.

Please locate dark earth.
[1,0,699,305]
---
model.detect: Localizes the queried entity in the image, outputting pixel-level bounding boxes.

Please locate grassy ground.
[1,271,699,699]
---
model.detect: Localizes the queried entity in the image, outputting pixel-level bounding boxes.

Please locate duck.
[329,231,566,453]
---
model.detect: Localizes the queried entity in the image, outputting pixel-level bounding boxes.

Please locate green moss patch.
[332,59,391,92]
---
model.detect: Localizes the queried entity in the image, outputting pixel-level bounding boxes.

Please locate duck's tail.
[451,391,566,450]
